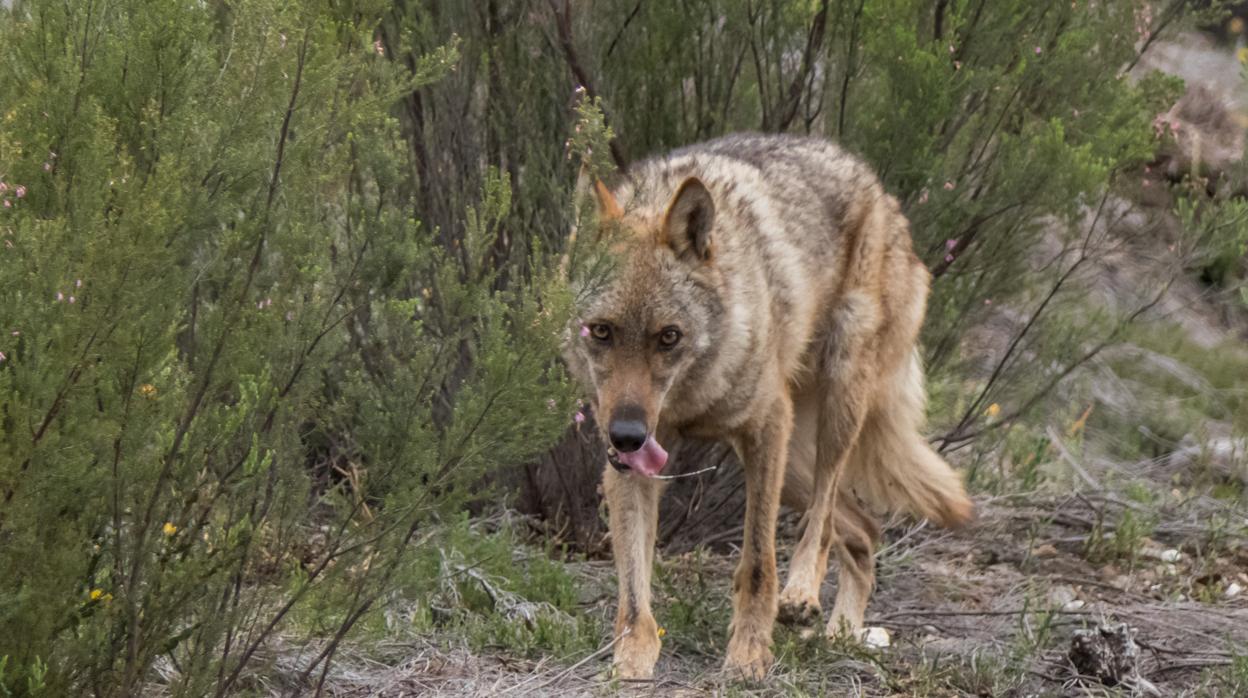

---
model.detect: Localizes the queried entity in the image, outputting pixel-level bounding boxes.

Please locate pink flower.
[2,200,9,209]
[0,182,8,193]
[14,186,25,198]
[1034,46,1042,55]
[574,410,586,424]
[945,254,954,263]
[579,324,590,338]
[945,239,958,251]
[943,181,955,190]
[56,292,63,301]
[984,299,993,305]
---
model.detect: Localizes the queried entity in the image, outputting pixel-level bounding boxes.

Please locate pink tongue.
[616,435,669,477]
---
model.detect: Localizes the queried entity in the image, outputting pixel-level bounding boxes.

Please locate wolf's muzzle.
[607,404,648,453]
[606,447,629,472]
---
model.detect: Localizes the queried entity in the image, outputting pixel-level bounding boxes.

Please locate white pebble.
[860,626,891,649]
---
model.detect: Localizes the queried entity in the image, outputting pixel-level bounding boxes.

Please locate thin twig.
[547,0,628,171]
[513,629,630,695]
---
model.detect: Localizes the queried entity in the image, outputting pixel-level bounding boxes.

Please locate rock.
[1226,582,1244,599]
[1166,436,1248,484]
[860,626,891,649]
[1049,585,1078,608]
[1032,543,1059,558]
[1141,542,1183,563]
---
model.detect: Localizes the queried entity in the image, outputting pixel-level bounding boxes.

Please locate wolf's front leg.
[602,464,666,679]
[724,395,792,680]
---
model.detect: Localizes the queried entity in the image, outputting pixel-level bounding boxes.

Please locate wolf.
[563,133,974,680]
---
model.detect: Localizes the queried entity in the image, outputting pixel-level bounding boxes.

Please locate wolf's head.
[565,176,725,477]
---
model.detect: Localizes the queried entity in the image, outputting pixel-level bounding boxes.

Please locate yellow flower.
[984,403,1001,418]
[89,588,112,602]
[1238,47,1248,65]
[1068,405,1093,437]
[139,383,157,399]
[162,522,178,536]
[656,626,666,639]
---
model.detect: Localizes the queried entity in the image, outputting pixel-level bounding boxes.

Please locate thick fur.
[564,133,973,680]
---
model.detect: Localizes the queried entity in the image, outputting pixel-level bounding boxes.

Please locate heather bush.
[0,1,576,694]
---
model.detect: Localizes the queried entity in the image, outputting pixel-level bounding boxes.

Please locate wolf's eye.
[658,327,682,349]
[589,324,612,342]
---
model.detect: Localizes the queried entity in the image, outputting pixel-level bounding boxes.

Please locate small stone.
[1049,585,1078,608]
[1226,582,1243,599]
[1033,543,1059,558]
[1159,549,1182,563]
[860,626,891,649]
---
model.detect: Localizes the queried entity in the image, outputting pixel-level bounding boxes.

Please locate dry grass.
[248,460,1246,697]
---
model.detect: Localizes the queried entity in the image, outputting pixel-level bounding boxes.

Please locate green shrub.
[0,1,576,694]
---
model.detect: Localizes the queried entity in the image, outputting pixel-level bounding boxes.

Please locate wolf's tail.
[843,352,973,528]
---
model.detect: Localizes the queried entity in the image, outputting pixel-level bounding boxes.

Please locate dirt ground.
[306,477,1248,697]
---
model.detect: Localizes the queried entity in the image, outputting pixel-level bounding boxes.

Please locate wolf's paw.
[722,633,774,681]
[611,627,661,680]
[776,594,822,628]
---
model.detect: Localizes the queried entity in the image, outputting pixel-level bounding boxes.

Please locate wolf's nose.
[608,418,647,453]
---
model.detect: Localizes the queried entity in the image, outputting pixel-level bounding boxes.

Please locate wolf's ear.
[662,177,715,262]
[574,165,622,223]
